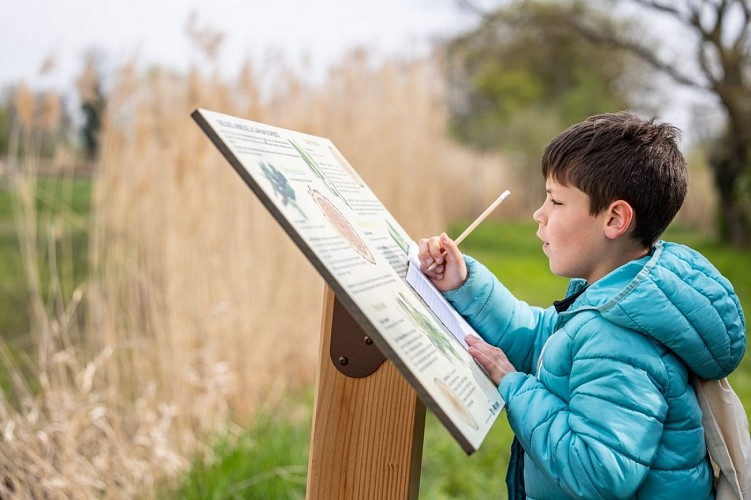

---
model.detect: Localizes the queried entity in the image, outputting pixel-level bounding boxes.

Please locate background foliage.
[451,0,751,245]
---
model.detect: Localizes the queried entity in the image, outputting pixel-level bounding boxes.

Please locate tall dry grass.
[0,38,717,496]
[0,48,514,497]
[89,49,516,416]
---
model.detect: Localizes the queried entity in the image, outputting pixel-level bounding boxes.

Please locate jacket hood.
[563,241,746,379]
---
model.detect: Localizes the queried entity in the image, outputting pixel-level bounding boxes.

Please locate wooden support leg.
[306,285,426,499]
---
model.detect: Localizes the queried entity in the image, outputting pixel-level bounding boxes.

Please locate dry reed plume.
[0,46,513,497]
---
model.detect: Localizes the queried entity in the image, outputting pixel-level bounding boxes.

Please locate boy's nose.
[532,206,544,224]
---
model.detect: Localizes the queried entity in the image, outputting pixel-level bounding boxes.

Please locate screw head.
[338,356,348,365]
[364,336,373,345]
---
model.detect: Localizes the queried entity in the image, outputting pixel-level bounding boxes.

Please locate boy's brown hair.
[541,111,688,247]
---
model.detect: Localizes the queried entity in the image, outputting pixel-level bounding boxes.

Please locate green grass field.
[1,179,749,498]
[0,176,90,339]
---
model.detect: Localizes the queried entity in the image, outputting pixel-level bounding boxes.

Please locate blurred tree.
[456,0,751,246]
[76,53,106,161]
[80,93,103,161]
[446,0,653,207]
[0,101,9,156]
[600,0,751,247]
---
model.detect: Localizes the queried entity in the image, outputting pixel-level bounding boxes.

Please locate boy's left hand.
[466,334,516,386]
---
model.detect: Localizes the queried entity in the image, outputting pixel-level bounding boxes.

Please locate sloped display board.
[192,108,504,453]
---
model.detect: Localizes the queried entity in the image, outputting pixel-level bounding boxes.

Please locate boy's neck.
[588,242,650,284]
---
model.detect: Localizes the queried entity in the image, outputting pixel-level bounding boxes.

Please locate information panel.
[192,108,504,453]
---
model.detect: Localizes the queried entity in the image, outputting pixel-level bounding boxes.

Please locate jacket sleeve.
[499,318,669,498]
[443,255,558,374]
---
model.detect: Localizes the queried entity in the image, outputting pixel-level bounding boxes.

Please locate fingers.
[417,235,446,275]
[418,235,445,264]
[418,233,458,267]
[439,232,462,266]
[417,233,467,291]
[466,335,515,386]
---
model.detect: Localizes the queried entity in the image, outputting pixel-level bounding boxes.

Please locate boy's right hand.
[417,233,467,292]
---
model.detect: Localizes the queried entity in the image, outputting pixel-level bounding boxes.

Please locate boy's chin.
[549,264,577,280]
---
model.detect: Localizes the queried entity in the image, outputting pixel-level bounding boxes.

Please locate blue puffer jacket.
[445,241,746,499]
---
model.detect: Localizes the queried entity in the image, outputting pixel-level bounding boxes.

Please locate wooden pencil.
[426,189,511,272]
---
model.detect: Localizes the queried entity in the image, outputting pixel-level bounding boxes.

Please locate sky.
[0,0,725,139]
[0,0,476,92]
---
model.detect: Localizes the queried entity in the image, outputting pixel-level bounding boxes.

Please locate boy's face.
[533,178,612,284]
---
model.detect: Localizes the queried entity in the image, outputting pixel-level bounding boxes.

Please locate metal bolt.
[338,356,348,366]
[364,336,373,345]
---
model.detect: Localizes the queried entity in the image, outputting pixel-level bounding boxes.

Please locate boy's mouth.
[536,230,547,248]
[537,234,549,251]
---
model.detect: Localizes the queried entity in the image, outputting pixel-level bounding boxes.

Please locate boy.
[418,112,746,498]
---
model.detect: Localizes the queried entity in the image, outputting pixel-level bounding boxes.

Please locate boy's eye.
[550,198,562,206]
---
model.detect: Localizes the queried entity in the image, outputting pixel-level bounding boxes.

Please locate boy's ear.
[603,200,635,240]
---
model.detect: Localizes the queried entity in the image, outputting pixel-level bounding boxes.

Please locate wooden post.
[307,285,426,499]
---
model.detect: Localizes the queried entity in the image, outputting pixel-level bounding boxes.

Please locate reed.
[0,48,513,497]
